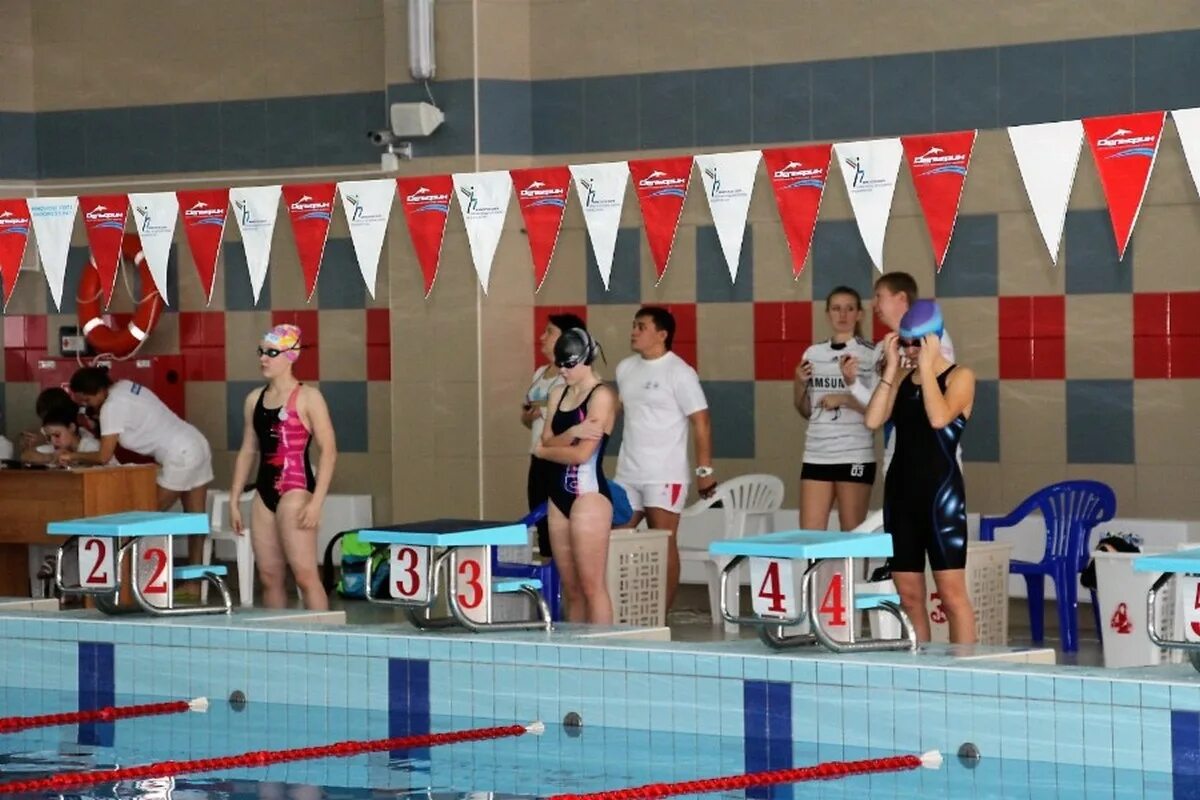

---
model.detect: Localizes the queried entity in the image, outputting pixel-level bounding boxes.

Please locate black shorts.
[800,462,876,485]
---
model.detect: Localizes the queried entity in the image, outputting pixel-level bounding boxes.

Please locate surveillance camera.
[367,129,399,147]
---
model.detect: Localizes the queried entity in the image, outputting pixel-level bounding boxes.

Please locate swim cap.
[264,324,302,362]
[554,328,598,369]
[899,299,944,340]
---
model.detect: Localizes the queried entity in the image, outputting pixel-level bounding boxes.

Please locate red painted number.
[1191,584,1200,638]
[83,539,109,585]
[756,561,788,613]
[820,573,846,626]
[393,547,421,597]
[929,591,947,624]
[457,559,484,609]
[143,548,168,595]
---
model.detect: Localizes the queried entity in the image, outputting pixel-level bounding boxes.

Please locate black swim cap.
[554,328,597,368]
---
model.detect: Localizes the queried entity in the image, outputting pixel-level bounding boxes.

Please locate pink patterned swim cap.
[264,324,302,362]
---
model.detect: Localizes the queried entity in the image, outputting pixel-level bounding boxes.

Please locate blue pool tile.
[648,650,673,674]
[428,639,451,662]
[944,669,971,695]
[1082,678,1112,705]
[842,686,870,748]
[365,636,387,658]
[673,676,698,733]
[999,696,1029,761]
[816,685,844,745]
[1055,676,1083,702]
[918,691,948,750]
[471,641,493,662]
[449,640,471,662]
[1027,674,1056,700]
[557,645,580,668]
[493,642,516,664]
[1083,703,1114,767]
[1026,698,1057,755]
[1055,701,1085,764]
[791,659,816,684]
[1172,684,1200,711]
[767,658,791,683]
[816,661,842,685]
[1143,707,1172,772]
[408,638,431,660]
[867,687,895,750]
[1111,680,1140,707]
[919,668,947,693]
[892,666,920,690]
[626,671,651,729]
[648,674,673,732]
[841,663,867,687]
[719,655,744,679]
[622,648,647,672]
[998,672,1026,698]
[151,626,170,647]
[972,694,1002,756]
[720,679,745,737]
[1111,706,1142,769]
[604,648,627,671]
[604,671,629,728]
[743,657,768,681]
[535,644,559,666]
[866,664,894,689]
[695,654,720,677]
[671,652,696,676]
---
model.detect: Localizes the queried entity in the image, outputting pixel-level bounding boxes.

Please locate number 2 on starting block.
[78,537,115,590]
[1182,575,1200,643]
[390,545,431,603]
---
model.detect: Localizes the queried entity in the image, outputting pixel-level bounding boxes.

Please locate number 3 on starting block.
[749,558,799,619]
[390,545,431,603]
[78,537,115,590]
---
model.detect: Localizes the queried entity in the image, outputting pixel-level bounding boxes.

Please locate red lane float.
[0,697,206,734]
[76,232,164,357]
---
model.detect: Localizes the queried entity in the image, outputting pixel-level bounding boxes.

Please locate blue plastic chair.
[978,480,1116,652]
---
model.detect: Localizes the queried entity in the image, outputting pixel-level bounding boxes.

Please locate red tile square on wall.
[365,309,390,345]
[1171,337,1200,378]
[673,341,698,370]
[179,311,227,348]
[1169,292,1200,337]
[1030,338,1065,380]
[663,303,697,343]
[998,338,1033,380]
[753,302,786,342]
[998,296,1033,339]
[4,315,25,349]
[1133,337,1170,379]
[366,344,391,381]
[1133,293,1169,337]
[753,302,813,344]
[1030,296,1065,338]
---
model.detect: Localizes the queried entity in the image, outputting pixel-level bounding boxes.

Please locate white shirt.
[100,380,205,465]
[615,351,708,484]
[37,429,116,464]
[800,338,876,465]
[525,365,564,453]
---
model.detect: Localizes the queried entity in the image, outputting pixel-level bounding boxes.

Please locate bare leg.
[250,495,288,608]
[181,484,210,563]
[800,479,835,530]
[547,502,585,622]
[931,568,975,644]
[569,494,614,624]
[275,491,328,611]
[833,481,872,531]
[891,571,931,642]
[645,506,682,611]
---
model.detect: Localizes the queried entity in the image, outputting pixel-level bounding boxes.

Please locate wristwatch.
[695,466,714,478]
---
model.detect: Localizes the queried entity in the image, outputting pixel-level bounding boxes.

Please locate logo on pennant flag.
[832,139,903,272]
[452,171,512,294]
[902,131,976,270]
[128,192,179,304]
[283,183,337,302]
[338,179,394,299]
[762,145,831,278]
[80,195,130,308]
[27,196,77,312]
[396,175,453,298]
[229,185,282,305]
[696,151,760,283]
[1083,111,1166,260]
[176,189,229,306]
[569,162,628,291]
[510,166,571,292]
[0,198,30,309]
[629,156,693,284]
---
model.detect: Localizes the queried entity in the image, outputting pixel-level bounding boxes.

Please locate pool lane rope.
[0,697,209,734]
[548,750,943,800]
[0,720,544,794]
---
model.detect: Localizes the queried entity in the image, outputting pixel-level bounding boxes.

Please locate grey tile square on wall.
[45,246,90,315]
[1063,36,1133,121]
[225,381,261,451]
[127,105,178,175]
[639,71,695,151]
[480,80,532,155]
[934,215,999,299]
[0,112,37,180]
[1066,379,1134,464]
[313,92,387,166]
[811,58,871,142]
[752,62,811,145]
[583,75,640,153]
[963,379,999,463]
[84,108,137,177]
[587,228,642,305]
[701,380,755,459]
[934,48,998,133]
[218,100,268,172]
[316,239,367,310]
[1134,30,1200,113]
[696,225,753,303]
[998,42,1064,128]
[811,219,875,302]
[1064,210,1132,295]
[37,111,88,179]
[173,103,222,173]
[223,242,270,311]
[695,67,752,148]
[264,96,317,169]
[321,380,369,453]
[872,53,934,136]
[533,79,584,155]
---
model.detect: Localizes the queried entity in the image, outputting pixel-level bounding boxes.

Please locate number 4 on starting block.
[748,557,848,628]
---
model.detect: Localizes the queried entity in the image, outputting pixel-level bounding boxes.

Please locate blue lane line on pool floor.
[389,657,431,757]
[77,641,115,747]
[744,679,793,800]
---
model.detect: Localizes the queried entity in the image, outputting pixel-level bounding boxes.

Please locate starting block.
[709,529,916,652]
[48,511,232,616]
[1134,548,1200,671]
[358,519,552,632]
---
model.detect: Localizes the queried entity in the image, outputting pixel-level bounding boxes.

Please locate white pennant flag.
[696,150,761,282]
[1172,108,1200,201]
[337,179,395,298]
[26,196,78,311]
[452,171,512,294]
[569,161,628,290]
[833,138,903,271]
[128,192,178,303]
[1008,120,1083,266]
[229,185,281,304]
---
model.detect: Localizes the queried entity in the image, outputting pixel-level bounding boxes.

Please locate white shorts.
[617,481,688,514]
[157,437,214,493]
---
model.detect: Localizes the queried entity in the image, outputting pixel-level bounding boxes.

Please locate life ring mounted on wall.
[75,233,164,359]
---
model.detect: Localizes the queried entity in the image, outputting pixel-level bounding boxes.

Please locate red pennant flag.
[629,156,693,284]
[1083,111,1166,260]
[177,188,229,305]
[0,198,31,309]
[79,194,130,308]
[282,183,337,302]
[396,175,453,298]
[761,145,831,278]
[510,165,571,292]
[901,130,976,270]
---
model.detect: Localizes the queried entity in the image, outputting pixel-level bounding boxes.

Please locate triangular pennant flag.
[282,182,337,302]
[569,161,628,290]
[629,156,693,284]
[396,175,453,298]
[695,150,761,282]
[0,198,32,309]
[452,171,512,294]
[177,188,229,305]
[1007,120,1083,266]
[229,185,281,305]
[1174,108,1200,200]
[510,165,571,292]
[128,192,179,303]
[1083,111,1166,260]
[79,194,130,308]
[902,130,977,270]
[26,197,77,311]
[338,179,395,299]
[761,145,831,278]
[832,139,903,272]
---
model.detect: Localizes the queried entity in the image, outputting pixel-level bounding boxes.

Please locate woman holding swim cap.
[533,327,617,624]
[864,299,977,644]
[229,324,338,610]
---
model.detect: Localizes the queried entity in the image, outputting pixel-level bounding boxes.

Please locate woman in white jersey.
[794,286,876,532]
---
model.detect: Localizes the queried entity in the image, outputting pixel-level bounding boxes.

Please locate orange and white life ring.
[75,233,164,358]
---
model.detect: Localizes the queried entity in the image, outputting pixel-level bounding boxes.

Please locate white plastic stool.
[203,490,257,607]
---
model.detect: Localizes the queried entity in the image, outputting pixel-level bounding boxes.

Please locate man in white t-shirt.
[612,306,716,612]
[844,272,957,474]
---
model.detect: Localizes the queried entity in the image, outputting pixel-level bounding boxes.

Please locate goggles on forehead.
[257,345,300,358]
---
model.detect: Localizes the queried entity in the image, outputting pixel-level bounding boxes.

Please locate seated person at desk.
[64,366,214,564]
[229,325,337,611]
[20,403,116,465]
[20,388,97,454]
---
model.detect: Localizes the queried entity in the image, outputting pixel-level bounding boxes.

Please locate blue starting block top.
[358,519,529,547]
[47,511,209,538]
[709,529,894,560]
[1133,548,1200,574]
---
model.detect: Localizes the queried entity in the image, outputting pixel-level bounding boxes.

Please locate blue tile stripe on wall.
[389,657,431,757]
[744,680,792,800]
[77,641,115,747]
[1172,710,1200,792]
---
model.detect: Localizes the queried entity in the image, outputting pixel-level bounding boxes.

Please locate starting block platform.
[1134,547,1200,670]
[709,529,916,653]
[48,511,232,616]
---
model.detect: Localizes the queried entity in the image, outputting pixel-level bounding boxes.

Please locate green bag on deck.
[321,530,390,599]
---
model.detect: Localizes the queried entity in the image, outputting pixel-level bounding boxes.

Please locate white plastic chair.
[680,474,785,633]
[202,490,257,607]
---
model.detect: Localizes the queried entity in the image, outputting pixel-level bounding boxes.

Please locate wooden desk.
[0,465,158,596]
